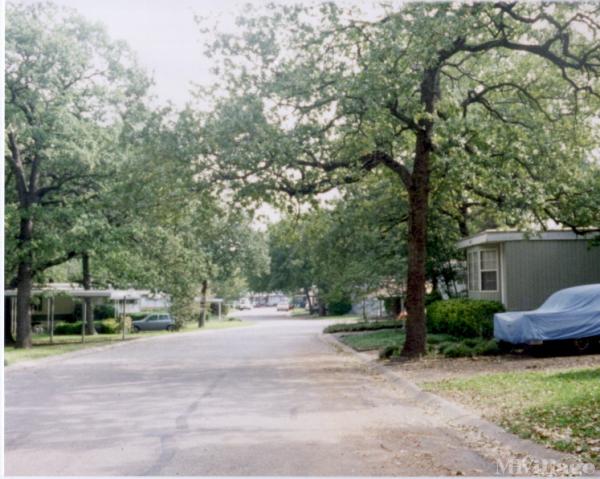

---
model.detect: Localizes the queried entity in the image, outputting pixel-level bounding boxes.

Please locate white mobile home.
[457,230,600,311]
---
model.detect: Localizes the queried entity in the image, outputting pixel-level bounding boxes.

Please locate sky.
[22,0,383,107]
[16,0,370,226]
[23,0,246,107]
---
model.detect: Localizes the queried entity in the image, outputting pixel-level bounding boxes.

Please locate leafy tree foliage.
[200,2,600,355]
[5,2,150,347]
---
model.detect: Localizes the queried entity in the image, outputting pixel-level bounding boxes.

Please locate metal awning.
[4,288,112,298]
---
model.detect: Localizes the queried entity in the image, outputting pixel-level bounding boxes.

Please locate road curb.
[318,332,593,473]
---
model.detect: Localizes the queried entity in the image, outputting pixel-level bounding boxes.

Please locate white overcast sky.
[25,0,382,108]
[15,0,379,226]
[21,0,252,107]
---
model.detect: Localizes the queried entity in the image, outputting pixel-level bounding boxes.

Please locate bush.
[435,337,502,358]
[94,304,115,320]
[74,302,115,321]
[425,290,443,306]
[439,342,476,358]
[327,298,353,316]
[379,345,400,359]
[427,299,505,338]
[96,319,120,334]
[54,322,84,335]
[54,319,121,335]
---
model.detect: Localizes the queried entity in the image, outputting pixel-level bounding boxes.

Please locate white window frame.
[467,250,479,292]
[479,248,499,292]
[467,247,499,293]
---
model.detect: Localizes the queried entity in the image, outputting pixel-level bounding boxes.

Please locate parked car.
[277,301,290,311]
[237,299,252,310]
[494,284,600,350]
[132,313,175,332]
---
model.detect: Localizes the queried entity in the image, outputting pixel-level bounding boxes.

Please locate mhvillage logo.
[496,456,596,476]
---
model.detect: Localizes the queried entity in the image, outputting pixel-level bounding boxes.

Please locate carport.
[5,287,135,344]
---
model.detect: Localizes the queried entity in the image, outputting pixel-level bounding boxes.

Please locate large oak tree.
[201,2,600,356]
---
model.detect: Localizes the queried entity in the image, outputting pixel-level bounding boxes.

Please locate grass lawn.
[324,319,402,334]
[293,311,361,321]
[4,318,253,366]
[338,328,499,358]
[424,367,600,466]
[340,329,405,351]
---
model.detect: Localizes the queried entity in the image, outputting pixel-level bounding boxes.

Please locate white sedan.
[276,302,290,311]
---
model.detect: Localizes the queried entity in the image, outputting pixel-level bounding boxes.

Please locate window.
[467,248,499,292]
[480,250,498,291]
[467,251,480,291]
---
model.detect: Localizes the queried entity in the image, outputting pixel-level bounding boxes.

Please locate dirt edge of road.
[319,333,597,477]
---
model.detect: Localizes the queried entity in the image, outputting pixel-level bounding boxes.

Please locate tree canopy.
[199,1,600,355]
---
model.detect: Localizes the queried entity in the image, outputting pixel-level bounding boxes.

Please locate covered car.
[494,284,600,344]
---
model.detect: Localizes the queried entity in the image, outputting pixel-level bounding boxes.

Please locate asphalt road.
[5,309,496,475]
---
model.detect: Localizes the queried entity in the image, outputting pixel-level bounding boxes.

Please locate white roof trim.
[456,230,597,249]
[4,288,112,298]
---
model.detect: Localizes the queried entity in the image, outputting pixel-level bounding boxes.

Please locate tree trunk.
[401,180,430,357]
[199,279,208,328]
[304,287,312,312]
[400,68,437,358]
[5,297,16,346]
[82,253,96,335]
[392,297,402,319]
[15,216,34,349]
[318,303,327,317]
[15,261,33,349]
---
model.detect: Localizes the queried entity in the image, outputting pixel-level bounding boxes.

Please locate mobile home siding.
[504,240,600,311]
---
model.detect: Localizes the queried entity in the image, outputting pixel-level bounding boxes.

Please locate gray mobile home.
[457,230,600,311]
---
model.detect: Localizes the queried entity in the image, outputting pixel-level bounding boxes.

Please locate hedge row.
[426,299,504,338]
[53,319,121,335]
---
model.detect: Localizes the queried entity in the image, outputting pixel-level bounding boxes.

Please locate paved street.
[5,309,496,475]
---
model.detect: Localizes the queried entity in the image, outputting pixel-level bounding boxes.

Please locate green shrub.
[74,303,115,321]
[96,319,120,334]
[440,342,476,358]
[427,299,504,338]
[435,338,502,358]
[474,339,502,356]
[327,298,353,316]
[425,290,443,306]
[54,322,84,335]
[94,304,115,320]
[54,319,121,335]
[379,345,400,359]
[426,333,459,345]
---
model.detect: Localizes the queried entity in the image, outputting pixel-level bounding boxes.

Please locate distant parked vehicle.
[132,313,175,332]
[494,284,600,350]
[277,301,290,311]
[237,299,252,310]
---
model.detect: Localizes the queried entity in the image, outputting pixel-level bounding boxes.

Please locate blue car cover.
[494,284,600,344]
